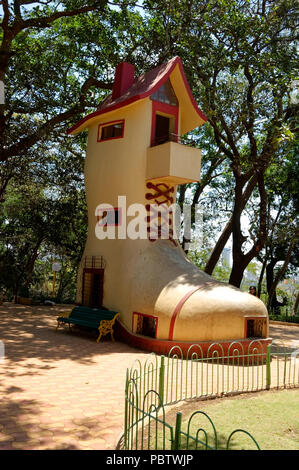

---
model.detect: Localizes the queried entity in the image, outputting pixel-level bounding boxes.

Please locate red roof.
[68,56,207,135]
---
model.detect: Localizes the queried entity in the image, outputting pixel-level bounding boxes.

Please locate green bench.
[56,306,119,343]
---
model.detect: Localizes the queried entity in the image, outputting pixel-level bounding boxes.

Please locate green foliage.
[0,0,298,298]
[142,0,298,286]
[268,313,299,323]
[188,249,231,282]
[0,137,87,300]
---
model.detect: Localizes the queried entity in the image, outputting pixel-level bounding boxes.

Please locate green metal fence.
[124,340,299,450]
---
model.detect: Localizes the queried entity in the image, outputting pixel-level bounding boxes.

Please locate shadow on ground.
[0,303,146,374]
[0,384,119,450]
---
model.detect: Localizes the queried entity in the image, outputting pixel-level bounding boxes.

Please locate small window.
[246,318,266,338]
[150,79,178,106]
[133,312,157,338]
[98,120,124,142]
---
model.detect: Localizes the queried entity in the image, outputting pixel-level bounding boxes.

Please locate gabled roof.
[67,56,207,135]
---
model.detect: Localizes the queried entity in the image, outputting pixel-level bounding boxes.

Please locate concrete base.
[114,319,272,360]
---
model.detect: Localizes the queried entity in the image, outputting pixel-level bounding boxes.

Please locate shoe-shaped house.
[68,57,271,356]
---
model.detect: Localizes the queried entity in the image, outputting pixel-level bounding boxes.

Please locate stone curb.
[269,320,299,327]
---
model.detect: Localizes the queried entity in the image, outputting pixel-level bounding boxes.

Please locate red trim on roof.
[176,59,208,122]
[67,95,140,135]
[67,57,207,135]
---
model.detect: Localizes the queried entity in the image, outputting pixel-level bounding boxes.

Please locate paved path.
[0,303,150,450]
[0,303,298,450]
[269,322,299,350]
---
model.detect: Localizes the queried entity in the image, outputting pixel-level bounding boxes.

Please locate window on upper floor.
[150,79,178,106]
[97,120,124,142]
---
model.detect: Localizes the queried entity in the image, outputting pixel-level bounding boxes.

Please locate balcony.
[146,135,202,185]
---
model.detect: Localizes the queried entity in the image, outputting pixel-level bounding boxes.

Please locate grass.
[144,389,299,450]
[173,389,299,450]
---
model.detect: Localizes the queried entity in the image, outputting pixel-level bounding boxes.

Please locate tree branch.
[1,0,10,27]
[243,171,268,266]
[204,173,259,274]
[13,0,22,21]
[243,63,257,161]
[0,77,113,161]
[267,227,299,308]
[21,1,108,29]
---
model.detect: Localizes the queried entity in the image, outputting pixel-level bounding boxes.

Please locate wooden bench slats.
[71,306,117,315]
[58,318,110,327]
[60,311,116,317]
[57,314,115,322]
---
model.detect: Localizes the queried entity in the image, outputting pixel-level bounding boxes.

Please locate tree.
[0,1,147,300]
[0,133,88,299]
[253,147,299,310]
[0,1,128,163]
[1,0,298,297]
[142,0,298,286]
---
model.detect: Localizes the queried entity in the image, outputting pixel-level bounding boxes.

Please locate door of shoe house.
[82,268,104,308]
[154,115,172,145]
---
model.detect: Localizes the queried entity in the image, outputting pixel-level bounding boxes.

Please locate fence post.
[124,369,129,449]
[283,353,287,388]
[173,412,182,450]
[158,355,165,407]
[266,345,271,390]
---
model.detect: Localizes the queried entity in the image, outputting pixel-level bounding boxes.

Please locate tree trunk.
[23,237,44,288]
[267,229,299,310]
[204,218,232,275]
[191,182,203,225]
[229,171,267,287]
[57,269,65,300]
[229,176,245,287]
[266,259,278,312]
[292,291,299,315]
[228,258,248,287]
[257,256,268,298]
[205,174,258,275]
[178,184,187,208]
